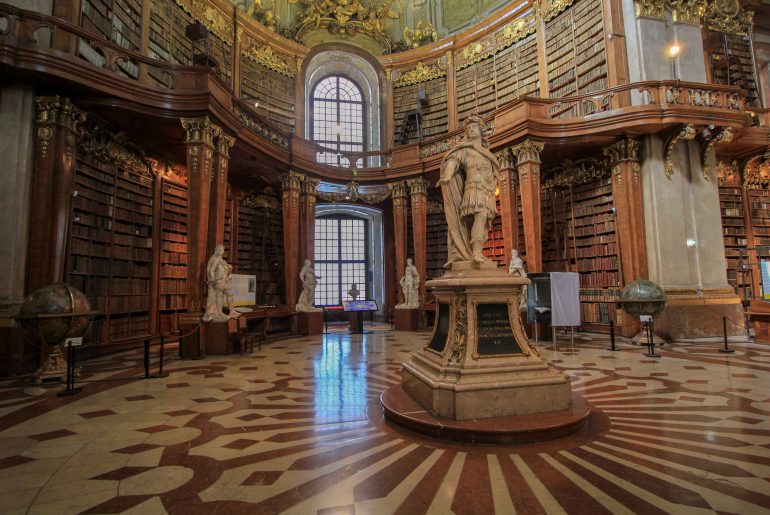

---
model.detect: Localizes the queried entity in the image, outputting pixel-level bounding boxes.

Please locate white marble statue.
[348,283,360,300]
[396,258,420,309]
[203,244,236,322]
[436,115,499,265]
[509,249,528,310]
[296,259,322,312]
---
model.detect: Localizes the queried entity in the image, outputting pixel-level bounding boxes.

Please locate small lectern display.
[342,300,378,312]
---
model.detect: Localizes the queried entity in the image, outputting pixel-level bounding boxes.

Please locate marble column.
[407,178,428,305]
[511,140,544,272]
[604,137,647,283]
[282,171,303,306]
[299,176,319,265]
[181,117,220,313]
[388,181,408,303]
[495,148,519,264]
[27,96,86,293]
[207,132,236,259]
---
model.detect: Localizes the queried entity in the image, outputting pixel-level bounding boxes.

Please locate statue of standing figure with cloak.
[436,115,500,265]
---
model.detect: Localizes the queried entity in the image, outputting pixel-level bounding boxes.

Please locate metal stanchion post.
[609,320,616,351]
[152,333,170,378]
[143,339,150,379]
[643,320,660,358]
[720,315,735,354]
[58,340,82,396]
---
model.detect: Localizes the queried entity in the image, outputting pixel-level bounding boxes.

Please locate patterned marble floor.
[1,327,769,514]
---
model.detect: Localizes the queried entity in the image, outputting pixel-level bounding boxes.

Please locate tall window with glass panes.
[314,216,369,306]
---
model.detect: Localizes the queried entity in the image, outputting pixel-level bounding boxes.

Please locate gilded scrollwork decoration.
[704,0,753,35]
[392,61,446,87]
[542,158,612,191]
[669,0,707,24]
[743,151,770,189]
[700,127,734,181]
[241,37,295,77]
[664,124,697,180]
[403,20,440,49]
[634,0,666,19]
[449,295,467,364]
[319,181,391,204]
[716,160,740,186]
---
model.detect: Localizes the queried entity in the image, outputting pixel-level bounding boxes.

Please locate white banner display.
[230,274,257,307]
[550,272,581,327]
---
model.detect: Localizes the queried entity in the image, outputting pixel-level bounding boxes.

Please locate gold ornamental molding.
[634,0,666,19]
[392,62,446,87]
[669,0,707,24]
[704,0,753,35]
[387,180,408,199]
[743,150,770,189]
[664,124,697,180]
[214,132,236,159]
[449,295,467,364]
[35,95,87,132]
[426,200,444,214]
[318,181,390,204]
[716,160,740,186]
[700,127,734,181]
[543,0,575,22]
[281,170,305,191]
[663,287,740,304]
[456,13,536,70]
[176,0,234,45]
[301,176,320,195]
[181,116,221,147]
[241,187,281,209]
[543,158,612,191]
[241,41,295,77]
[79,129,152,177]
[406,177,428,195]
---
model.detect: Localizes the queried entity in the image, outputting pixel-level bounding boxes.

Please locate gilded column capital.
[406,178,428,196]
[634,0,666,19]
[281,170,304,191]
[388,181,407,198]
[181,117,220,147]
[35,95,86,131]
[670,0,707,24]
[301,176,320,195]
[705,2,753,36]
[496,148,514,169]
[511,140,544,165]
[603,138,641,164]
[214,133,236,157]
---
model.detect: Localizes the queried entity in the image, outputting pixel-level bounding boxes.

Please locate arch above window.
[311,75,366,166]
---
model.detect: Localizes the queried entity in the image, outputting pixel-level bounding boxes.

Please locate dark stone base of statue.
[394,308,418,331]
[382,262,588,436]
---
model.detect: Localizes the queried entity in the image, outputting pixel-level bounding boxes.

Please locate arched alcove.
[315,203,385,317]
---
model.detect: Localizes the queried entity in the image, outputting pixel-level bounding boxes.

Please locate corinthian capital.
[301,176,320,194]
[181,117,220,147]
[406,178,428,195]
[388,181,407,198]
[511,140,544,165]
[603,137,641,164]
[281,170,304,190]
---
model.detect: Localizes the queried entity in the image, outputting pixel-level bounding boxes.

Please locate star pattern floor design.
[0,328,769,514]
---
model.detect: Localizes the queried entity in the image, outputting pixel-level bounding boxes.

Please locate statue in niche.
[509,249,528,311]
[348,283,360,300]
[437,115,500,265]
[297,259,322,312]
[396,258,420,309]
[203,244,236,322]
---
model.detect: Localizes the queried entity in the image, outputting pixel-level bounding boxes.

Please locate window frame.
[310,75,368,167]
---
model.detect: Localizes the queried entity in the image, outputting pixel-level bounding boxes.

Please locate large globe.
[17,283,92,346]
[620,279,666,318]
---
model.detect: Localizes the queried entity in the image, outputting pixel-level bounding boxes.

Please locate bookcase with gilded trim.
[148,0,194,87]
[236,196,285,305]
[158,177,189,333]
[240,58,295,134]
[80,0,142,78]
[545,0,608,118]
[393,76,449,145]
[67,151,153,343]
[718,181,753,295]
[707,31,760,107]
[425,208,448,281]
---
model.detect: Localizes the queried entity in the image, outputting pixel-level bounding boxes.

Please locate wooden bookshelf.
[223,194,233,262]
[718,184,752,296]
[158,178,188,333]
[148,0,193,87]
[80,0,142,78]
[240,58,295,134]
[456,32,539,123]
[482,198,506,267]
[425,210,448,280]
[236,198,285,305]
[67,152,153,343]
[393,76,449,145]
[707,31,759,107]
[545,0,608,117]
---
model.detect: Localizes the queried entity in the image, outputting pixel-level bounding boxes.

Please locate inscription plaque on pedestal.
[427,303,450,353]
[475,303,523,357]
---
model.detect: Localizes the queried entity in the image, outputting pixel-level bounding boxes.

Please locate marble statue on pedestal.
[396,257,420,309]
[437,115,499,265]
[509,249,528,310]
[348,283,360,300]
[296,259,322,312]
[203,244,236,322]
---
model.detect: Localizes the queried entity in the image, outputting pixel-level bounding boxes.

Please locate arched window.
[311,76,366,166]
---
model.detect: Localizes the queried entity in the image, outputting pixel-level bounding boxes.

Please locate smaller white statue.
[396,257,420,309]
[348,283,360,300]
[296,259,322,312]
[509,249,526,278]
[203,244,237,322]
[509,249,528,311]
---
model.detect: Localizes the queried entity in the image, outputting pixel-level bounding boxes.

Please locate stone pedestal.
[297,311,323,336]
[394,308,418,331]
[400,261,571,420]
[204,318,237,355]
